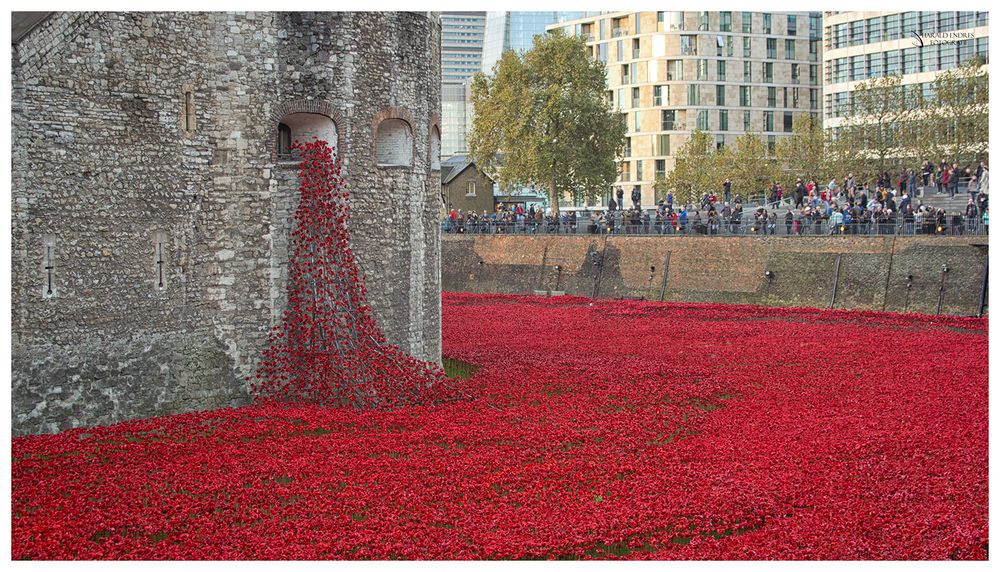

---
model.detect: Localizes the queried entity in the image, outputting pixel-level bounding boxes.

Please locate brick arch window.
[429,124,441,171]
[375,118,414,167]
[270,100,347,162]
[277,112,338,160]
[277,122,292,157]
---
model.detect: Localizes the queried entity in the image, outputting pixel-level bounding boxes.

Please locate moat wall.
[442,235,988,316]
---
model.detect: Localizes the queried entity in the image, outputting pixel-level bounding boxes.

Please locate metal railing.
[442,215,989,237]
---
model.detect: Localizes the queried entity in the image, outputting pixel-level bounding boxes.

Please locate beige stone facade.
[549,11,822,208]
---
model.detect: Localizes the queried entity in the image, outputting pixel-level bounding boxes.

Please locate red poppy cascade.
[250,140,454,408]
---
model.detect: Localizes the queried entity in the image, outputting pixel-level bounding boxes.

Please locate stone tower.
[11,12,443,435]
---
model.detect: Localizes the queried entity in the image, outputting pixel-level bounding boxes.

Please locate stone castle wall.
[11,12,442,435]
[442,235,988,316]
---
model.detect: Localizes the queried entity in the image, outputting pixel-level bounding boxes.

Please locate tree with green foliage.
[841,74,911,179]
[718,133,782,203]
[775,114,831,184]
[468,30,627,215]
[927,57,989,166]
[663,130,717,205]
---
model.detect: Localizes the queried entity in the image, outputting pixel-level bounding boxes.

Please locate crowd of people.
[443,161,989,237]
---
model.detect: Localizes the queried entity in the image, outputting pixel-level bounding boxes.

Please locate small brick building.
[440,155,495,216]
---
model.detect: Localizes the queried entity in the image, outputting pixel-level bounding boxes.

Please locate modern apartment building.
[549,11,822,208]
[441,12,486,157]
[823,11,989,132]
[442,11,486,83]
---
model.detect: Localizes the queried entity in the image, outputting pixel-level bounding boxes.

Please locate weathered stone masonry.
[12,12,443,435]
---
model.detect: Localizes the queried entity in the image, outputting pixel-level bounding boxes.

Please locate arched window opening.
[430,125,441,171]
[278,123,292,158]
[376,118,413,167]
[276,113,338,161]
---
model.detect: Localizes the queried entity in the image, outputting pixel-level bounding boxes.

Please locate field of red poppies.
[12,293,988,560]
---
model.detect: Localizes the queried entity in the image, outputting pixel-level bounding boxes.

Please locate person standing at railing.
[666,190,674,212]
[983,206,989,233]
[616,188,624,212]
[708,209,719,235]
[979,163,989,195]
[965,199,979,234]
[731,204,743,234]
[723,178,732,204]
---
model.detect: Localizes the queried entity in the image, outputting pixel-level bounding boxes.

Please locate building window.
[791,63,800,84]
[787,14,797,36]
[867,17,882,44]
[792,87,800,107]
[885,13,901,40]
[719,109,729,131]
[783,112,793,132]
[688,84,700,105]
[743,37,751,58]
[785,39,795,60]
[921,45,937,72]
[632,87,640,108]
[668,11,684,31]
[681,35,697,55]
[636,159,643,181]
[720,12,732,32]
[809,13,821,39]
[766,38,777,59]
[716,35,724,57]
[764,111,774,132]
[661,110,677,130]
[697,59,709,80]
[767,135,776,155]
[653,85,665,106]
[657,135,670,156]
[727,36,734,57]
[634,111,641,131]
[667,60,682,81]
[623,137,632,157]
[957,11,975,29]
[850,55,865,81]
[742,12,752,34]
[763,62,773,83]
[277,122,292,158]
[763,13,772,34]
[810,89,819,110]
[430,125,441,170]
[809,39,820,62]
[717,60,727,81]
[743,110,751,131]
[740,85,751,107]
[809,64,818,84]
[716,134,725,150]
[655,158,666,176]
[767,87,776,107]
[743,61,752,81]
[466,181,477,196]
[939,44,957,70]
[375,118,413,167]
[920,11,937,35]
[849,20,865,46]
[183,88,196,134]
[698,11,709,31]
[697,110,709,131]
[716,84,726,106]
